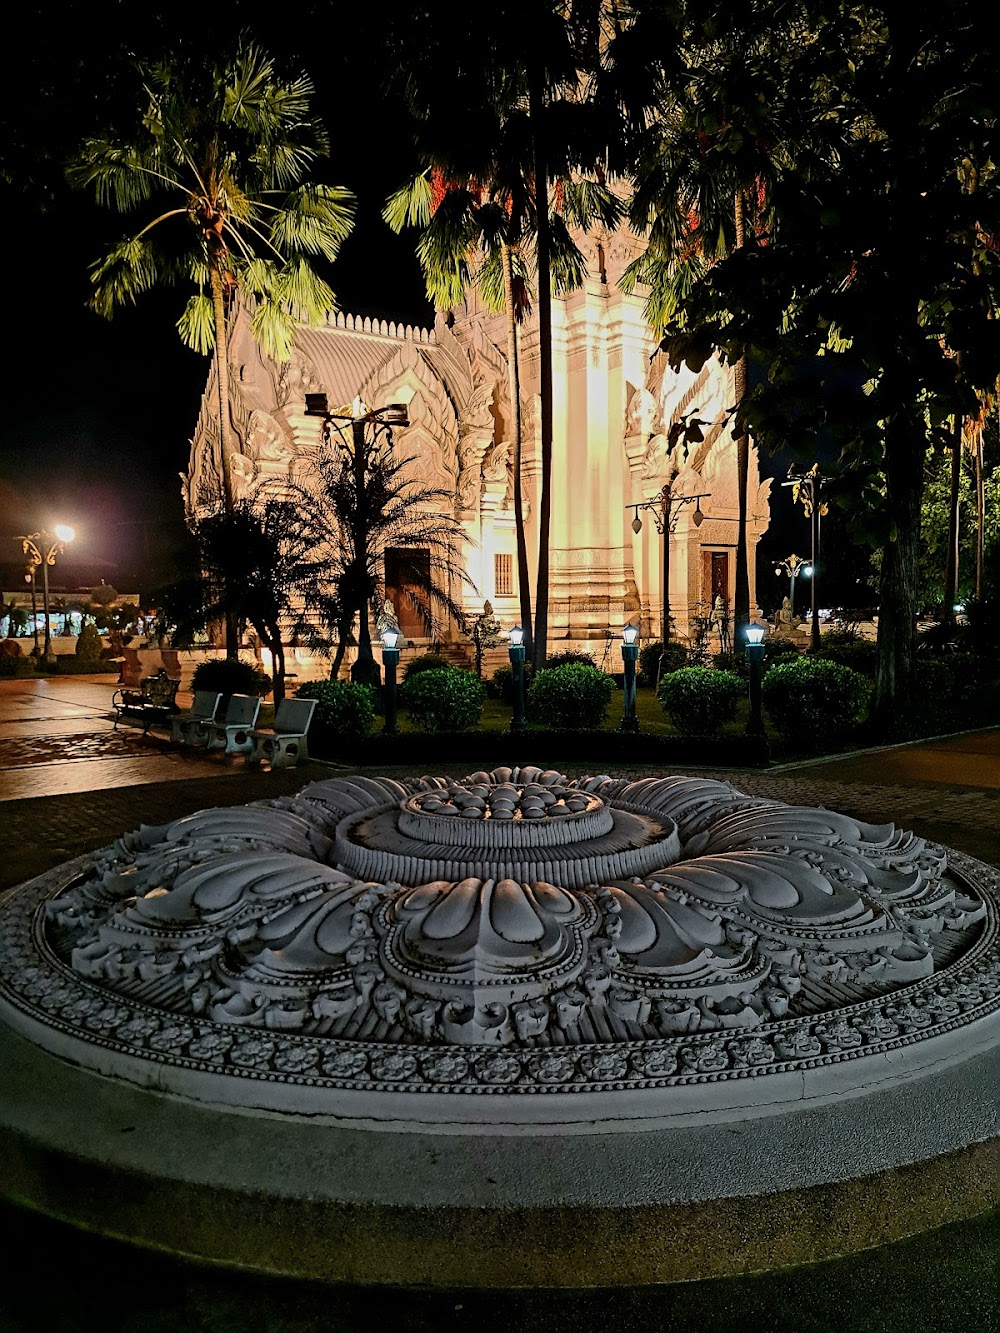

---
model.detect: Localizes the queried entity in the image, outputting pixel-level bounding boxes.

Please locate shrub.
[638,639,688,686]
[528,663,615,730]
[75,622,103,664]
[545,649,597,669]
[191,658,272,698]
[0,638,22,659]
[908,653,995,735]
[811,633,877,677]
[489,661,535,703]
[403,652,453,681]
[0,653,36,678]
[764,636,801,665]
[658,667,744,736]
[402,668,485,732]
[762,656,869,745]
[713,650,750,679]
[294,679,375,741]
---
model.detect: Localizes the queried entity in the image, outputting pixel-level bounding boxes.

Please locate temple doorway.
[385,548,431,639]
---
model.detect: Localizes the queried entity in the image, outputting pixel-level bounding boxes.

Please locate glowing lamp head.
[622,624,639,646]
[631,514,643,535]
[54,525,75,544]
[381,628,399,650]
[351,396,369,419]
[745,622,766,646]
[509,626,524,648]
[803,564,814,577]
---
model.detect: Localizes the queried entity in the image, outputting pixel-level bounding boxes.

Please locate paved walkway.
[1,677,997,890]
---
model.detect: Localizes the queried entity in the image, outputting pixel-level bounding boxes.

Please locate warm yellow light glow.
[54,525,75,543]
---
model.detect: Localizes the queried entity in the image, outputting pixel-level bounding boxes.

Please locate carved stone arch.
[360,340,460,486]
[276,347,322,409]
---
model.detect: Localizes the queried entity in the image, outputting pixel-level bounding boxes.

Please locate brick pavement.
[1,678,997,890]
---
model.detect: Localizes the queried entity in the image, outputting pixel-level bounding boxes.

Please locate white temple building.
[185,230,771,661]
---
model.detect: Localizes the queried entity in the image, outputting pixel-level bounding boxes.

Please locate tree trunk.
[732,191,751,648]
[975,422,985,600]
[874,414,924,738]
[503,242,533,658]
[943,414,962,617]
[529,70,553,674]
[210,266,240,658]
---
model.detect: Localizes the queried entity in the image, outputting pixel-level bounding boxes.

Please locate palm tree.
[67,40,355,654]
[289,421,471,682]
[617,12,804,648]
[383,5,620,668]
[160,499,326,708]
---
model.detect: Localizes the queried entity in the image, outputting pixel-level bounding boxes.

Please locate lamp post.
[744,621,766,737]
[304,393,409,690]
[773,553,811,618]
[629,472,709,674]
[24,565,40,655]
[783,466,826,652]
[620,624,639,733]
[380,628,400,735]
[508,625,527,731]
[19,526,75,664]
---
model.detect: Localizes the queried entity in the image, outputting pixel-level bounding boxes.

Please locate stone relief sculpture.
[2,765,995,1117]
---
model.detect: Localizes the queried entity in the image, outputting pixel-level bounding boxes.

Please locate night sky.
[1,2,854,609]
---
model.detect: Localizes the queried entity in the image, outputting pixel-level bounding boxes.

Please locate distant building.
[185,230,770,659]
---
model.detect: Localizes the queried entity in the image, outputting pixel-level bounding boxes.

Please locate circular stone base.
[1,1019,996,1287]
[2,768,998,1285]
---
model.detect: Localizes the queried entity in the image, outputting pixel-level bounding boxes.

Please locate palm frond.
[383,173,433,232]
[176,294,216,353]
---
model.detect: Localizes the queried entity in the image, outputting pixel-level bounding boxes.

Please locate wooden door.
[385,548,431,639]
[711,552,729,607]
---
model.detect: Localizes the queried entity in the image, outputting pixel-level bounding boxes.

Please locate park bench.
[170,690,223,746]
[203,694,262,756]
[246,697,317,769]
[112,670,181,736]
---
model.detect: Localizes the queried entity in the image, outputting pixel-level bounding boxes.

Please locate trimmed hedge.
[294,679,375,741]
[401,667,485,732]
[762,656,869,745]
[544,650,597,669]
[528,663,615,730]
[658,666,744,737]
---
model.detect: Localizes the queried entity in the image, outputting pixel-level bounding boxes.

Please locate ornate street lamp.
[380,627,400,736]
[304,394,409,690]
[508,626,527,731]
[628,472,709,675]
[744,621,766,737]
[773,553,812,618]
[18,526,75,664]
[620,624,640,733]
[782,466,827,651]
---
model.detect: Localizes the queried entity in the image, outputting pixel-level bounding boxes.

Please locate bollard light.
[380,627,401,735]
[620,624,640,733]
[508,626,527,731]
[744,622,767,740]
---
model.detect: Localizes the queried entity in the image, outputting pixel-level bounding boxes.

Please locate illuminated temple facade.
[185,232,770,659]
